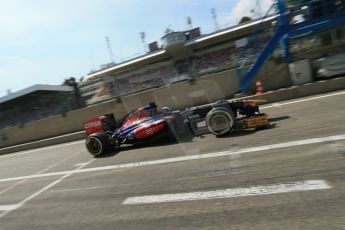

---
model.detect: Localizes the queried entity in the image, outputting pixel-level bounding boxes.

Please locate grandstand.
[80,1,345,104]
[0,85,77,130]
[80,18,275,104]
[79,76,104,102]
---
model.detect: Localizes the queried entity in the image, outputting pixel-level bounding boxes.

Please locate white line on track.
[74,162,89,167]
[0,157,94,219]
[122,180,331,205]
[0,140,84,159]
[261,90,345,109]
[0,204,22,212]
[0,150,84,195]
[1,133,345,183]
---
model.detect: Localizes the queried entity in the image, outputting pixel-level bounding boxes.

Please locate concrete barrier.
[0,131,86,155]
[0,100,125,148]
[236,77,345,103]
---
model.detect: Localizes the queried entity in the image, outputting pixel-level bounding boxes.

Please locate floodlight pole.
[211,8,219,31]
[105,36,115,64]
[140,32,146,54]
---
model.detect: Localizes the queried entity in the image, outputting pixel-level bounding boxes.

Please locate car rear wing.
[83,113,116,136]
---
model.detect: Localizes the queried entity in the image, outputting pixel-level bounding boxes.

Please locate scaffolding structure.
[240,0,345,92]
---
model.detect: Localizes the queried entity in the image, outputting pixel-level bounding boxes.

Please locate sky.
[0,0,274,97]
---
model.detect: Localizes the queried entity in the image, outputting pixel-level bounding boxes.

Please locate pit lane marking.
[1,133,345,183]
[0,150,84,195]
[0,158,94,219]
[261,90,345,109]
[122,180,331,205]
[0,204,22,212]
[74,162,89,167]
[0,140,84,159]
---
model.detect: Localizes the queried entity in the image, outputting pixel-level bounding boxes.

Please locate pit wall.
[0,61,291,148]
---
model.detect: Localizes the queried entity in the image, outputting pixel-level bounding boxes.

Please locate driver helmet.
[160,106,172,115]
[100,115,115,131]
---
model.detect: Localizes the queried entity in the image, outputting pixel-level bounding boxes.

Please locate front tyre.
[206,107,234,136]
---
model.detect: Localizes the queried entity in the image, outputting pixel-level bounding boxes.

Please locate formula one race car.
[83,100,269,157]
[83,103,191,157]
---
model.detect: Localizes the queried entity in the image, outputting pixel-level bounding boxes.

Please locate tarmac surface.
[1,91,345,230]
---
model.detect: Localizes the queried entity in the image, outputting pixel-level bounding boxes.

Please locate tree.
[63,77,83,109]
[239,16,252,24]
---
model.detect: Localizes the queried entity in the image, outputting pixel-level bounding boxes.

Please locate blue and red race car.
[83,103,191,156]
[83,100,269,157]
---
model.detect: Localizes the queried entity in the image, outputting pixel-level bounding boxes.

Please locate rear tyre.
[206,107,235,136]
[85,132,111,157]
